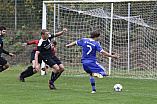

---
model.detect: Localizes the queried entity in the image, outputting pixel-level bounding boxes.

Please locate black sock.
[21,66,35,78]
[51,72,58,82]
[21,66,31,77]
[0,66,4,72]
[53,72,61,82]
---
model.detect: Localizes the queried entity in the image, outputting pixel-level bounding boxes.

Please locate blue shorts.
[82,60,105,73]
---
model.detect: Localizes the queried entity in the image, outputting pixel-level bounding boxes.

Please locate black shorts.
[0,56,7,66]
[30,49,42,64]
[42,56,62,67]
[38,55,42,64]
[30,50,36,63]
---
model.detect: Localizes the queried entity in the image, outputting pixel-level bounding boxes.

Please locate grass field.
[0,65,157,104]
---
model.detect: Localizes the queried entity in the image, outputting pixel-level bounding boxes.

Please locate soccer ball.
[114,84,123,92]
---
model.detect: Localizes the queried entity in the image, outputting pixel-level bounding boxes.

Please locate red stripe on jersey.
[52,48,55,55]
[28,40,39,45]
[28,40,39,50]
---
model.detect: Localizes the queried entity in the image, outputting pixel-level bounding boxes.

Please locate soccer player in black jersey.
[0,26,15,72]
[18,40,41,82]
[18,40,57,82]
[35,28,67,90]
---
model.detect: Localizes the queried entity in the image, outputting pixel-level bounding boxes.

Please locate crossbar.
[43,0,156,4]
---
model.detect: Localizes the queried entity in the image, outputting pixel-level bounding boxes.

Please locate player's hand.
[9,53,16,57]
[33,68,39,73]
[113,53,120,60]
[63,28,68,33]
[35,64,40,71]
[22,43,27,46]
[66,45,70,48]
[9,53,15,57]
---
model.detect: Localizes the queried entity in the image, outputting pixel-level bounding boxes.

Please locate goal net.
[43,0,157,79]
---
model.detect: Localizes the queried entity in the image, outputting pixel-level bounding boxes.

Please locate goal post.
[42,0,157,79]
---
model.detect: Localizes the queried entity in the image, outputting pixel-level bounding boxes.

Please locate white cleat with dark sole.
[93,73,103,78]
[91,90,96,94]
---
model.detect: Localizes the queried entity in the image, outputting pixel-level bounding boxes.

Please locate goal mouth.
[43,1,157,79]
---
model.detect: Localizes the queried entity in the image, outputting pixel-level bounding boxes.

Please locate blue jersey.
[76,38,103,63]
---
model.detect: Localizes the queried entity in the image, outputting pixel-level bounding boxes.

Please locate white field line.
[1,83,157,97]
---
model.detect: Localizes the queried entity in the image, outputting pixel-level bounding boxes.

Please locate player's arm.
[2,49,9,55]
[2,49,15,57]
[35,51,40,70]
[100,50,120,59]
[35,39,42,70]
[9,53,16,57]
[0,39,2,48]
[0,41,2,47]
[66,41,77,48]
[54,28,68,37]
[22,40,38,46]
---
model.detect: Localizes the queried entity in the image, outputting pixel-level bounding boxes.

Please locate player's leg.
[0,57,9,72]
[49,56,64,81]
[41,60,46,75]
[18,65,35,82]
[18,59,41,82]
[58,64,65,73]
[18,50,37,82]
[93,70,108,78]
[51,56,65,82]
[2,62,9,69]
[82,62,96,93]
[92,60,108,78]
[41,65,49,71]
[43,57,59,90]
[90,73,96,93]
[0,63,9,72]
[52,64,65,82]
[48,64,60,90]
[100,70,108,76]
[21,56,42,77]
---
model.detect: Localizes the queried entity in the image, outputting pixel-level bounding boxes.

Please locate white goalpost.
[42,0,157,79]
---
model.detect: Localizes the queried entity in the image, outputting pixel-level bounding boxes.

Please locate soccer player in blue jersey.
[0,26,16,72]
[66,30,120,93]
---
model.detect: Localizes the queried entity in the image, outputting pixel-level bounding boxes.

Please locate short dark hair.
[90,30,100,38]
[0,26,6,31]
[41,29,48,35]
[51,40,57,46]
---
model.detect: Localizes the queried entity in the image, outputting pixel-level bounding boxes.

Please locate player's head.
[0,26,6,36]
[51,40,57,50]
[90,30,100,40]
[41,29,49,40]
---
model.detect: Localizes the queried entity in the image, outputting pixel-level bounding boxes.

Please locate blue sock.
[100,72,106,76]
[90,77,95,91]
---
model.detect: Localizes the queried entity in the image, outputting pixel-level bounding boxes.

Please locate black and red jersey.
[27,39,55,55]
[27,40,38,50]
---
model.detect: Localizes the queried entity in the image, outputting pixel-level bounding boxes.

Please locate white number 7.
[87,45,92,55]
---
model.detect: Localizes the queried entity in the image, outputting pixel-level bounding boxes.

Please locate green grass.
[0,66,157,104]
